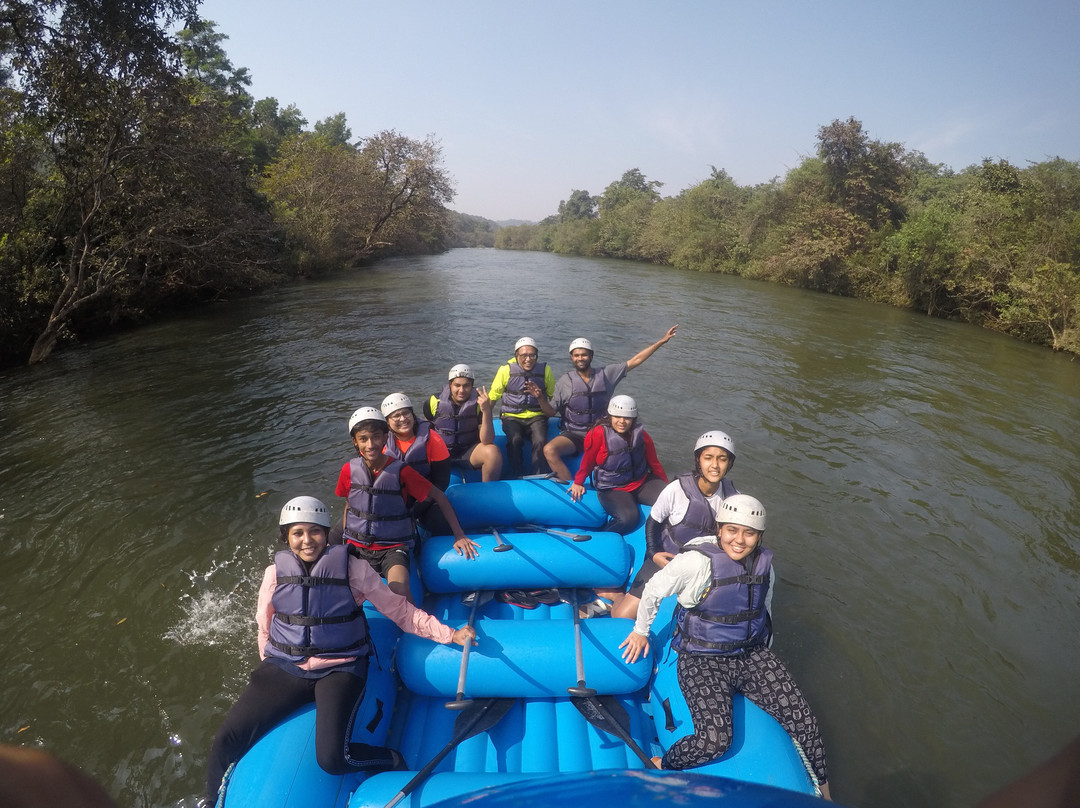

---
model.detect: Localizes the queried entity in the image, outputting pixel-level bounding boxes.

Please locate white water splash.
[164,545,263,647]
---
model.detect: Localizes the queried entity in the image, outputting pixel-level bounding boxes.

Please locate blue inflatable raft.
[219,423,821,807]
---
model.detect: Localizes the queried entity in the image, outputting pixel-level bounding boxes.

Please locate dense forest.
[495,122,1080,356]
[0,1,490,367]
[3,2,1077,367]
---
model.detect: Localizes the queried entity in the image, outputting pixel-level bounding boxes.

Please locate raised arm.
[626,324,678,370]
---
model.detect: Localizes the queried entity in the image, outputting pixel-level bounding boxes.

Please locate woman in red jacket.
[569,394,668,535]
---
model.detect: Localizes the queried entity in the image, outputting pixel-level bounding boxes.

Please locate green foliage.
[494,123,1080,356]
[446,212,498,248]
[259,130,453,270]
[0,7,457,366]
[313,113,353,147]
[558,189,598,222]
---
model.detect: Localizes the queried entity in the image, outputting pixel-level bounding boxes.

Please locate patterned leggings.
[662,646,829,784]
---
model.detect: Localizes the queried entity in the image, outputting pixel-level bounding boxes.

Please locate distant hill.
[446,211,536,247]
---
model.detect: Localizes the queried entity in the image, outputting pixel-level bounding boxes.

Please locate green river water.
[0,248,1077,807]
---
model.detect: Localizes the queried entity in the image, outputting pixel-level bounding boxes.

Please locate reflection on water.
[0,249,1077,808]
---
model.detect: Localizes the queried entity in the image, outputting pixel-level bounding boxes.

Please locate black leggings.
[597,475,666,535]
[501,415,549,477]
[206,659,396,803]
[663,646,828,785]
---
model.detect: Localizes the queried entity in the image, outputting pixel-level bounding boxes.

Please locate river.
[0,248,1077,807]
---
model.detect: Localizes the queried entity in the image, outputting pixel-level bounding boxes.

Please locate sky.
[194,0,1080,223]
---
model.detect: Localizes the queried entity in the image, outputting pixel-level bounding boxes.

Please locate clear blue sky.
[195,0,1080,223]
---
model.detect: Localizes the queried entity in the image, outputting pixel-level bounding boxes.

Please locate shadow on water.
[1,249,1077,807]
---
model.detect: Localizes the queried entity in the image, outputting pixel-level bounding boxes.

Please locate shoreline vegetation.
[1,5,1076,369]
[495,137,1080,360]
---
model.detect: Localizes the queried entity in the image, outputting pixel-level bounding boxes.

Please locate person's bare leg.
[385,564,414,604]
[543,435,576,481]
[610,592,641,619]
[471,443,503,482]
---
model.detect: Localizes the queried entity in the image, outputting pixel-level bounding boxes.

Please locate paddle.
[445,591,488,710]
[519,523,592,542]
[490,527,514,553]
[566,589,596,697]
[383,697,515,808]
[571,694,658,769]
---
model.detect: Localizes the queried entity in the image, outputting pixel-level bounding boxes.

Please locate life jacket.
[432,384,480,455]
[660,473,739,555]
[343,457,416,549]
[500,359,548,415]
[590,422,648,490]
[265,545,371,663]
[561,369,611,435]
[673,544,773,655]
[385,420,434,478]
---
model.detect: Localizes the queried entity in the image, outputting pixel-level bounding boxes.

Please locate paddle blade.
[571,695,657,768]
[383,698,516,808]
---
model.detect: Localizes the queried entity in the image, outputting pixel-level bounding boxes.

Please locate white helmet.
[279,496,332,528]
[716,494,766,532]
[607,394,638,418]
[514,337,537,352]
[568,338,593,354]
[348,406,385,433]
[380,392,413,416]
[448,363,475,381]
[694,430,736,459]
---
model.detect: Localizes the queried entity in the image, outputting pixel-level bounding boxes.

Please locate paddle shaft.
[567,590,596,697]
[446,593,480,709]
[520,523,591,542]
[383,698,514,808]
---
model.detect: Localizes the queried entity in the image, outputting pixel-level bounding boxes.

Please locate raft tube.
[221,479,820,808]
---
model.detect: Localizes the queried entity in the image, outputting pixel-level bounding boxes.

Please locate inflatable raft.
[218,423,822,807]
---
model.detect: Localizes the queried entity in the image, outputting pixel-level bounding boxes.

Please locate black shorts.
[448,443,481,465]
[557,430,587,453]
[346,543,411,577]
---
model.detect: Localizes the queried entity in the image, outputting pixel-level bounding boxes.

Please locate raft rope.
[791,735,822,798]
[214,762,236,808]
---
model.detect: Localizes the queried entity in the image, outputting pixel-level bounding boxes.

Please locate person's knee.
[315,745,351,775]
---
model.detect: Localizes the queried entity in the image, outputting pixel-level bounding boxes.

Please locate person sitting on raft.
[569,391,667,514]
[539,326,679,482]
[615,430,739,620]
[487,337,555,477]
[335,406,479,602]
[423,363,502,482]
[205,496,477,806]
[618,494,831,800]
[380,392,459,535]
[381,392,452,491]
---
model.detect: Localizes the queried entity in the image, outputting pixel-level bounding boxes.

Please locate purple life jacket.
[265,545,371,663]
[501,360,548,414]
[385,420,434,478]
[561,369,611,436]
[432,384,480,456]
[590,422,648,490]
[673,544,773,656]
[344,457,415,549]
[660,473,739,555]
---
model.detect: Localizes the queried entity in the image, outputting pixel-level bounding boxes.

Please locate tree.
[260,130,454,269]
[251,97,307,172]
[817,117,910,229]
[313,112,353,147]
[1,0,278,364]
[177,19,253,113]
[596,169,663,259]
[557,189,597,221]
